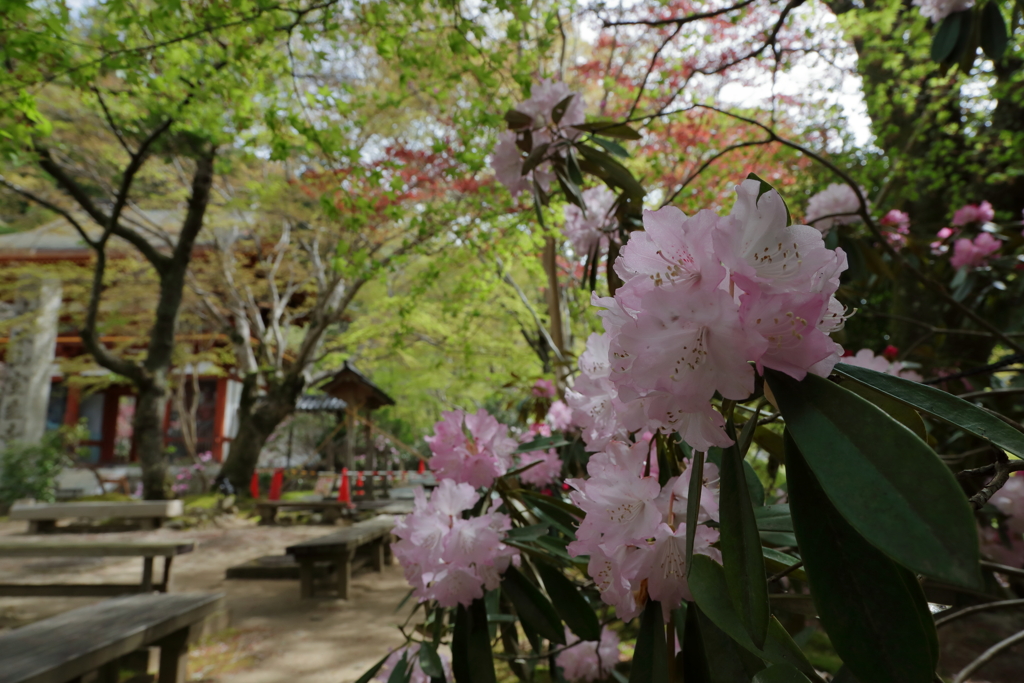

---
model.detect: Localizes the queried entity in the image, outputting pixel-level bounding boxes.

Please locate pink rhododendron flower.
[533,379,557,398]
[913,0,973,22]
[374,644,451,683]
[992,475,1024,536]
[425,409,518,488]
[490,79,585,197]
[555,626,621,682]
[547,399,573,431]
[881,209,911,232]
[568,442,721,619]
[952,200,994,226]
[565,333,634,451]
[590,179,848,449]
[564,186,617,258]
[518,449,563,487]
[950,232,1001,270]
[805,183,864,234]
[841,348,923,382]
[931,226,956,255]
[392,480,519,607]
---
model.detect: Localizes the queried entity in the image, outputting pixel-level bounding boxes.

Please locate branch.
[663,139,773,206]
[0,175,96,247]
[968,450,1011,510]
[91,86,133,156]
[935,599,1024,629]
[602,0,758,28]
[952,628,1024,683]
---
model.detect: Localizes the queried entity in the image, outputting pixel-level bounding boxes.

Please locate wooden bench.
[0,540,195,597]
[0,592,224,683]
[10,501,184,533]
[285,516,395,599]
[254,499,353,525]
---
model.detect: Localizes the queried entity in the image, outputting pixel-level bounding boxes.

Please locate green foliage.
[0,422,88,509]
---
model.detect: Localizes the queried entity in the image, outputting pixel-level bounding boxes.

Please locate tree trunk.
[217,374,305,495]
[134,374,170,499]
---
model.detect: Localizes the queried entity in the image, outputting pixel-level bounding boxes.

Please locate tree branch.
[602,0,758,28]
[0,175,96,248]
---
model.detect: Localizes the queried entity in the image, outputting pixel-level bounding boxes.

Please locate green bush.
[0,422,88,510]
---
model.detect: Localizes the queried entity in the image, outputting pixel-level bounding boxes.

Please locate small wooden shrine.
[318,361,395,470]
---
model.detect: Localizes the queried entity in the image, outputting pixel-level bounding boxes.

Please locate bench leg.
[299,559,315,599]
[159,557,173,592]
[257,505,276,526]
[156,628,190,683]
[384,538,394,567]
[371,539,384,573]
[27,520,56,534]
[336,549,353,599]
[138,518,157,530]
[97,658,120,683]
[322,507,340,525]
[142,557,154,592]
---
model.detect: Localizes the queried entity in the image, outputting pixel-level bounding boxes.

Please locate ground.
[0,514,416,683]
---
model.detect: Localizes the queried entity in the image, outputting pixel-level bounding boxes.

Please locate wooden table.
[0,592,224,683]
[10,501,184,533]
[0,540,195,597]
[255,499,353,525]
[285,516,394,599]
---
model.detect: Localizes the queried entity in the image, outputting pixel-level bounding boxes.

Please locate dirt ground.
[0,515,416,683]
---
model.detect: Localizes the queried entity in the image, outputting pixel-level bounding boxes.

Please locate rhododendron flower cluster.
[880,209,911,249]
[392,480,520,608]
[952,200,994,226]
[546,399,573,431]
[425,409,518,488]
[554,626,621,682]
[981,475,1024,567]
[533,378,556,398]
[564,185,617,258]
[913,0,973,22]
[517,449,564,487]
[491,79,585,197]
[573,179,848,451]
[374,644,452,683]
[950,232,1001,270]
[841,348,923,382]
[568,439,722,620]
[931,226,956,255]
[805,183,864,234]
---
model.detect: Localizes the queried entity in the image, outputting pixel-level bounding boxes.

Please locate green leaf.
[696,607,766,682]
[591,136,630,157]
[766,370,981,589]
[507,523,550,541]
[452,599,497,683]
[754,505,793,532]
[501,566,566,645]
[931,11,963,62]
[504,108,533,130]
[573,121,643,139]
[576,144,646,199]
[536,563,601,642]
[762,547,808,582]
[515,435,570,453]
[688,555,824,682]
[785,434,938,683]
[629,599,669,683]
[717,440,770,648]
[520,142,550,176]
[980,3,1008,60]
[841,381,927,441]
[387,652,411,683]
[551,94,576,125]
[753,664,813,683]
[685,449,705,577]
[836,363,1024,458]
[353,651,392,683]
[707,448,764,508]
[681,603,712,683]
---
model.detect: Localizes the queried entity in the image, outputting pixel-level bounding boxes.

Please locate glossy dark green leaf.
[688,555,824,682]
[931,11,963,61]
[759,531,797,547]
[556,168,586,209]
[754,505,793,532]
[452,600,496,683]
[354,651,391,683]
[629,599,669,683]
[506,523,549,541]
[576,144,646,199]
[685,449,705,578]
[387,652,412,683]
[767,370,981,588]
[752,664,813,683]
[551,94,575,125]
[831,667,861,683]
[573,121,643,139]
[536,563,601,642]
[762,547,808,582]
[591,135,630,157]
[520,142,550,176]
[504,108,533,130]
[418,642,445,679]
[566,147,584,185]
[501,566,565,645]
[697,610,765,682]
[785,434,937,683]
[754,426,785,463]
[835,362,1024,459]
[515,435,571,453]
[981,2,1008,60]
[718,441,770,648]
[841,381,927,441]
[681,603,712,683]
[707,448,764,507]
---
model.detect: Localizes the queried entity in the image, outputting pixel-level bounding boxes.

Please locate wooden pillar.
[345,404,358,472]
